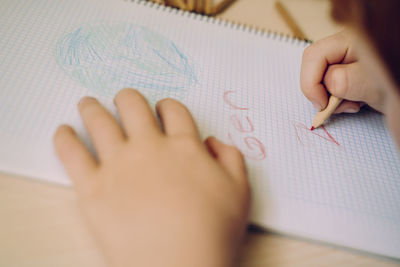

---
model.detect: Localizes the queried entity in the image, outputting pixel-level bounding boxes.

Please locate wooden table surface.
[1,1,399,266]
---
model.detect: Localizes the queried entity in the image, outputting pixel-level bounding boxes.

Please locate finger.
[114,89,161,138]
[156,98,200,138]
[205,136,247,183]
[323,62,379,105]
[333,100,361,114]
[300,31,356,110]
[53,125,97,191]
[78,97,125,159]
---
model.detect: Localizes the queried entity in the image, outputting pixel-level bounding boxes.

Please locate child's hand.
[300,30,384,113]
[53,89,250,267]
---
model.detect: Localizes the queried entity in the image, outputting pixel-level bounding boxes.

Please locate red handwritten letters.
[223,90,266,160]
[223,91,341,159]
[292,121,342,147]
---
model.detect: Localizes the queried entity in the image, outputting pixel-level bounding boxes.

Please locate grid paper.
[0,0,399,259]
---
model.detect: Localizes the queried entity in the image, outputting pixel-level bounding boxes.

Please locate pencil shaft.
[211,0,235,15]
[195,0,204,13]
[174,0,187,9]
[275,1,307,40]
[204,0,211,14]
[312,96,343,129]
[187,0,195,11]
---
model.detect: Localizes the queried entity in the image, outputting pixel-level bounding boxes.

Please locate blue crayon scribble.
[55,23,197,95]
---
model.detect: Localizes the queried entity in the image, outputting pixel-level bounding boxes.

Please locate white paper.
[0,0,399,258]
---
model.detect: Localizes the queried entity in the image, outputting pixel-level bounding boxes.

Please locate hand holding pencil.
[300,30,385,129]
[275,2,376,128]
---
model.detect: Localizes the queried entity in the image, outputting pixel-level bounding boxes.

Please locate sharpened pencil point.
[310,126,315,131]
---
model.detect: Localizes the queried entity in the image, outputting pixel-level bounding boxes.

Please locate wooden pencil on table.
[206,0,235,15]
[187,0,195,11]
[204,0,212,14]
[173,0,187,9]
[275,0,307,40]
[195,0,204,13]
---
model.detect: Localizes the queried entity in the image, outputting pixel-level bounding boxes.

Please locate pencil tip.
[310,126,315,131]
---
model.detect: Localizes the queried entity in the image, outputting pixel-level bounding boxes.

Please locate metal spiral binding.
[126,0,311,46]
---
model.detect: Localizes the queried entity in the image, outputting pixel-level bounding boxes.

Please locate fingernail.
[312,101,322,111]
[343,107,359,113]
[78,96,96,106]
[55,124,71,134]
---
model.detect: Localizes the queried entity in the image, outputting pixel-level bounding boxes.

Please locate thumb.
[323,62,384,112]
[205,136,247,183]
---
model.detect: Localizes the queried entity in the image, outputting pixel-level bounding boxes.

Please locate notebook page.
[0,0,399,258]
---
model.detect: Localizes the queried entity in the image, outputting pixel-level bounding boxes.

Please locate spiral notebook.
[1,0,400,259]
